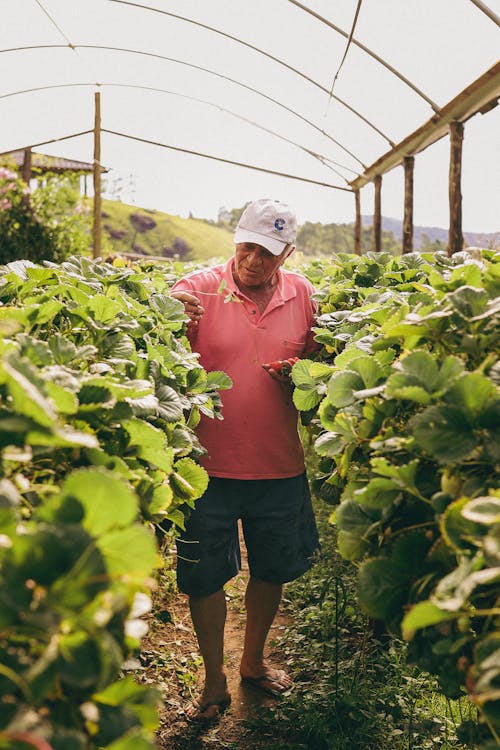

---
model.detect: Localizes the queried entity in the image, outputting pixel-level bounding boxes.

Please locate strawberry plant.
[296,249,500,747]
[0,255,232,748]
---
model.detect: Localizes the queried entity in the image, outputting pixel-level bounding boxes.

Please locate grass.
[100,198,234,260]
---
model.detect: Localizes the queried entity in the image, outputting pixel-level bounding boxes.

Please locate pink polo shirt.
[171,258,317,479]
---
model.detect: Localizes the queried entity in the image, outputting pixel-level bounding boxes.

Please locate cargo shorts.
[176,472,320,598]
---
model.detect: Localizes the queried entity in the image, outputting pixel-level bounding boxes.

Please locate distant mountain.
[362,215,499,250]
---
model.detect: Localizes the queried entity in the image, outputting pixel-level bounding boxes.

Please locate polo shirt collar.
[222,258,297,306]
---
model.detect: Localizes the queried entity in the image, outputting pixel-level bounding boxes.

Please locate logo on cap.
[274,218,285,232]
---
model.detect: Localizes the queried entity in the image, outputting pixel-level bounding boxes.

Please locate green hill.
[100,199,234,261]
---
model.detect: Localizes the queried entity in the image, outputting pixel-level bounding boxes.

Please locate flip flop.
[184,697,231,722]
[241,670,292,697]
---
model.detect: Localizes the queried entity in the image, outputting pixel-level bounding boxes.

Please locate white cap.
[234,198,297,256]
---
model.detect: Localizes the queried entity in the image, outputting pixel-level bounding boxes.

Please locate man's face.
[233,242,288,288]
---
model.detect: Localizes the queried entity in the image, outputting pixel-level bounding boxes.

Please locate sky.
[1,0,499,233]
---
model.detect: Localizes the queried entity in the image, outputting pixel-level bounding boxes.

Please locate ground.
[142,523,294,750]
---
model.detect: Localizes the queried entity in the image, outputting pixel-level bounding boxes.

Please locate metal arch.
[0,44,367,168]
[288,0,441,113]
[106,0,395,145]
[0,81,359,182]
[102,128,353,191]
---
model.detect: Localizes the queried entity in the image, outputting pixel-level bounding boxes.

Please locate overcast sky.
[2,0,499,232]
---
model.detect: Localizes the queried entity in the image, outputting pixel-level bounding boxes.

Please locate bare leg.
[239,578,292,693]
[186,588,231,719]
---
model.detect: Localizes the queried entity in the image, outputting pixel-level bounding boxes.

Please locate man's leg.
[186,588,231,719]
[239,578,292,693]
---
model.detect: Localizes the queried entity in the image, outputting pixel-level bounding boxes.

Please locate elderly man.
[171,198,319,721]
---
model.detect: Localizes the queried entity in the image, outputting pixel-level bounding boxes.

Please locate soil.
[145,522,293,750]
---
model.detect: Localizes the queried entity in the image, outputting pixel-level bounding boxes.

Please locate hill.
[362,215,499,250]
[101,199,234,260]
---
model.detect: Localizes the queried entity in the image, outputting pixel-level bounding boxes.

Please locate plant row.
[294,249,500,748]
[0,256,231,750]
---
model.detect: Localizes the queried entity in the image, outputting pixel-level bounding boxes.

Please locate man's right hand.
[171,291,204,328]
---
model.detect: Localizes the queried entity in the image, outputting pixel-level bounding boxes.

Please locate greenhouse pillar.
[93,91,102,259]
[354,189,361,255]
[373,175,382,252]
[22,148,32,183]
[448,121,464,256]
[403,156,414,254]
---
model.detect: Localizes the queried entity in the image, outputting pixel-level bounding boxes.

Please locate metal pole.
[354,189,361,255]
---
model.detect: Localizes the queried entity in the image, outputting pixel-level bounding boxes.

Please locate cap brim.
[233,227,287,256]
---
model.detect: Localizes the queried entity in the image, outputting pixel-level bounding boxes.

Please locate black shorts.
[176,473,320,597]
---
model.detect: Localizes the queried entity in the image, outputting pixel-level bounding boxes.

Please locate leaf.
[337,530,370,561]
[314,431,345,457]
[462,496,500,525]
[327,370,364,407]
[122,418,173,472]
[2,356,57,428]
[97,524,159,576]
[441,497,485,552]
[354,478,401,509]
[170,458,209,502]
[357,557,407,621]
[444,373,498,418]
[402,601,455,640]
[155,382,184,422]
[410,405,477,463]
[61,469,138,535]
[88,294,123,322]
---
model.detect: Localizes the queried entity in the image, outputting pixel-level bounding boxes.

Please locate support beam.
[402,156,414,254]
[354,189,361,255]
[350,62,500,192]
[22,147,32,183]
[373,175,382,252]
[448,121,464,256]
[92,91,102,259]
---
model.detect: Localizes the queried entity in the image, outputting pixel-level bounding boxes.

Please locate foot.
[240,665,292,696]
[184,677,231,722]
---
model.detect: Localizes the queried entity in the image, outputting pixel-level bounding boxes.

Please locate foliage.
[0,169,91,265]
[297,221,401,256]
[294,249,500,747]
[101,200,234,260]
[0,256,231,748]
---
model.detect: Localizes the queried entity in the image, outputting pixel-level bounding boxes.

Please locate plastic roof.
[2,0,499,230]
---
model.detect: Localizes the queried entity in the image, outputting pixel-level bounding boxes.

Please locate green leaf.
[205,370,233,391]
[444,373,498,418]
[337,530,370,561]
[122,418,173,472]
[170,458,209,502]
[402,601,455,639]
[97,524,159,576]
[441,497,485,552]
[357,557,407,621]
[354,478,401,509]
[462,496,500,525]
[88,294,123,322]
[2,356,57,427]
[410,405,477,463]
[61,469,138,535]
[327,370,364,407]
[314,431,345,457]
[155,383,184,422]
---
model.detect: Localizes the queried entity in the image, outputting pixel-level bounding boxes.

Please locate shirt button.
[251,310,257,315]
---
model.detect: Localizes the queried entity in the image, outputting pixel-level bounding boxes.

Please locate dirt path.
[148,523,292,750]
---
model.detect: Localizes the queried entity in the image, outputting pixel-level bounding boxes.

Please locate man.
[171,198,319,721]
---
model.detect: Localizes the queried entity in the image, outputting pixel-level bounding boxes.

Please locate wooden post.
[448,121,464,256]
[373,174,382,252]
[92,91,102,259]
[403,156,414,254]
[354,189,361,255]
[22,147,32,184]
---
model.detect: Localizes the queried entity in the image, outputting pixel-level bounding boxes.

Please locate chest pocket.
[280,338,305,357]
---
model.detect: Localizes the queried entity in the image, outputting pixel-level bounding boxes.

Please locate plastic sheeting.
[1,0,499,232]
